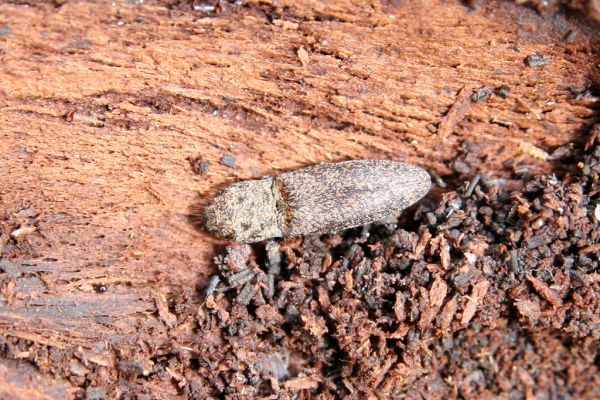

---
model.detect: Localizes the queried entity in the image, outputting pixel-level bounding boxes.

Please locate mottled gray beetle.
[204,159,431,243]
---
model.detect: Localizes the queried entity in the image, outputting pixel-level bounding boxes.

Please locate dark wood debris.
[525,54,550,68]
[167,133,600,398]
[188,156,211,175]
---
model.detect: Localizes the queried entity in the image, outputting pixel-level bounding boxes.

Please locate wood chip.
[514,298,541,323]
[461,280,490,325]
[301,314,328,336]
[436,295,458,331]
[298,46,310,68]
[437,85,475,138]
[284,375,321,390]
[429,275,447,308]
[273,19,299,30]
[579,243,600,254]
[526,275,563,307]
[10,226,36,239]
[155,292,177,329]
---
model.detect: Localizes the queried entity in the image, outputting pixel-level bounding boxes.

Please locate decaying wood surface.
[0,0,598,397]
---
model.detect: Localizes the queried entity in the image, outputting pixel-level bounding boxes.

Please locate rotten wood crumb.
[155,292,177,329]
[515,298,541,323]
[188,156,211,175]
[470,86,492,103]
[284,375,321,391]
[579,243,600,254]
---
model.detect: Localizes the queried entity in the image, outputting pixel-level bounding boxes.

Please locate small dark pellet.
[236,282,256,305]
[93,284,108,293]
[525,54,549,68]
[266,274,276,298]
[266,241,282,274]
[570,269,587,284]
[495,85,510,99]
[464,175,481,197]
[118,360,144,377]
[425,212,437,226]
[527,233,551,249]
[453,159,471,175]
[221,154,236,168]
[204,275,220,296]
[72,39,92,49]
[509,250,520,273]
[563,30,578,42]
[353,259,371,282]
[86,387,107,400]
[189,156,211,175]
[227,269,255,287]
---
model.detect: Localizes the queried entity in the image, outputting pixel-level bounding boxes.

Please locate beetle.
[203,159,430,243]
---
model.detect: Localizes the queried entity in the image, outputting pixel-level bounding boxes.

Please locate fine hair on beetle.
[200,159,431,243]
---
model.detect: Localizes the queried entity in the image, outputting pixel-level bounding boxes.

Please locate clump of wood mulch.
[160,125,600,398]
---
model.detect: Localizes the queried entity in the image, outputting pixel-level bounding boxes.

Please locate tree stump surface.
[0,0,599,398]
